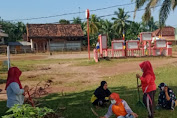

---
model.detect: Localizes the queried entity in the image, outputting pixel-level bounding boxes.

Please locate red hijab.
[139,61,155,79]
[110,93,122,105]
[5,67,22,90]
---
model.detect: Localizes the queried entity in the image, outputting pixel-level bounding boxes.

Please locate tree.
[84,14,100,35]
[0,19,26,42]
[142,16,158,31]
[134,0,177,26]
[112,8,130,39]
[72,17,82,24]
[59,19,70,24]
[99,20,113,46]
[83,14,100,46]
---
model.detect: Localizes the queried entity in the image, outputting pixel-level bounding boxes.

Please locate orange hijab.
[110,93,122,105]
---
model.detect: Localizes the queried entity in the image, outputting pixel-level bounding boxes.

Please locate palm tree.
[142,16,158,31]
[112,8,130,39]
[72,17,82,24]
[99,20,113,46]
[84,14,100,35]
[134,0,177,26]
[126,21,142,40]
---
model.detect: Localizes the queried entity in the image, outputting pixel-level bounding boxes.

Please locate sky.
[0,0,177,27]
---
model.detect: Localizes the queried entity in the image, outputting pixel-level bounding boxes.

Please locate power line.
[90,2,134,12]
[6,2,135,22]
[48,5,162,24]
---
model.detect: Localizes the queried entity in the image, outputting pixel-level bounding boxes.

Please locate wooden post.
[7,46,10,70]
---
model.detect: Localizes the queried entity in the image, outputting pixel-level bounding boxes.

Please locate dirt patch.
[27,75,37,79]
[1,53,177,100]
[40,67,51,70]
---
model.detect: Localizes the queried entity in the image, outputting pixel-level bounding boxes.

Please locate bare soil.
[0,52,177,100]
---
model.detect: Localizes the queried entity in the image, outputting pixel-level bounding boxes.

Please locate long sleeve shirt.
[6,82,24,108]
[140,74,156,93]
[104,100,133,118]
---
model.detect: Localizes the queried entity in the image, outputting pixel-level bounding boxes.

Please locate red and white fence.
[93,33,173,62]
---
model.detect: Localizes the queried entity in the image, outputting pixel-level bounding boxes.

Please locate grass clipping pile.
[24,80,65,118]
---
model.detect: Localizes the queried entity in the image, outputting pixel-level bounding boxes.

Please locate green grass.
[173,45,177,52]
[1,63,177,118]
[76,56,172,66]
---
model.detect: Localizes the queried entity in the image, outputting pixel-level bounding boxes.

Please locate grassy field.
[37,65,177,118]
[0,57,177,118]
[173,45,177,52]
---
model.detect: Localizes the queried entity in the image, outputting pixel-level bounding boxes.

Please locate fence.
[93,40,172,62]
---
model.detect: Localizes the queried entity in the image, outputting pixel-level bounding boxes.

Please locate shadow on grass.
[1,86,177,118]
[36,87,148,118]
[0,100,8,117]
[0,79,6,84]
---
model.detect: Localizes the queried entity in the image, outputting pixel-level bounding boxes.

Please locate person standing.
[136,61,156,118]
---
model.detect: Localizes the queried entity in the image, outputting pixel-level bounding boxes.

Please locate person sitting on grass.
[157,83,177,110]
[91,81,111,107]
[5,67,29,108]
[100,93,138,118]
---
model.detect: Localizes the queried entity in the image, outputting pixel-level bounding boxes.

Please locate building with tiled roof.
[26,24,85,52]
[152,26,175,41]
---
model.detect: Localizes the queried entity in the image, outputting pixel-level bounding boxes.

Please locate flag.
[123,31,125,40]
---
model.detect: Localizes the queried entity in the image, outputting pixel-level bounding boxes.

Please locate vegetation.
[2,104,54,118]
[1,60,177,118]
[59,19,70,24]
[134,0,177,26]
[73,8,159,47]
[0,19,26,43]
[0,7,160,47]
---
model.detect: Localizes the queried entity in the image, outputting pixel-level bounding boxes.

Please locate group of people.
[91,61,177,118]
[2,61,177,118]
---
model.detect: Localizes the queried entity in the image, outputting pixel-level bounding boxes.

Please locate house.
[8,41,32,53]
[152,26,175,41]
[26,24,85,52]
[0,26,8,45]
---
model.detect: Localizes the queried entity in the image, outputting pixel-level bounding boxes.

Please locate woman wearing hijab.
[5,67,29,108]
[100,93,138,118]
[136,61,156,118]
[91,81,111,106]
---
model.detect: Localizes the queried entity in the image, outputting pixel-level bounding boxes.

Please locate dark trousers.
[143,90,156,118]
[92,99,108,107]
